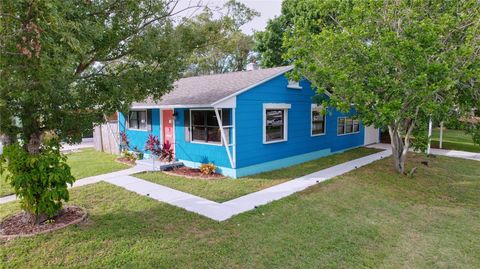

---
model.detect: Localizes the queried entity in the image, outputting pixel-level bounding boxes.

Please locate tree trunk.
[389,126,406,173]
[26,133,42,154]
[26,132,45,224]
[388,122,414,174]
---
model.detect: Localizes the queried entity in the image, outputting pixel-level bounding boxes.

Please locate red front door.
[162,110,175,155]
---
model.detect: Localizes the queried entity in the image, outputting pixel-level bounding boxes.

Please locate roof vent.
[246,62,260,71]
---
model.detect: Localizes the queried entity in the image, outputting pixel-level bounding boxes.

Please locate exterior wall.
[118,73,366,178]
[234,74,365,173]
[174,108,233,169]
[118,109,161,154]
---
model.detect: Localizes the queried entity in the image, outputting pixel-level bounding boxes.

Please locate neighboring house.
[118,66,379,178]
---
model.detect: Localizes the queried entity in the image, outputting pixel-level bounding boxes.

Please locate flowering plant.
[145,134,162,156]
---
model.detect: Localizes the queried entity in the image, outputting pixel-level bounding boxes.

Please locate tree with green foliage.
[0,0,202,223]
[254,16,290,68]
[253,0,300,68]
[285,0,480,173]
[183,0,259,76]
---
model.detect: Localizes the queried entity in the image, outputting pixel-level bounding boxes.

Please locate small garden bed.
[115,157,136,166]
[164,166,224,180]
[0,206,87,240]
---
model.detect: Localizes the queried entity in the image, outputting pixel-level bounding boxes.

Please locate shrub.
[0,140,75,224]
[145,134,161,156]
[120,131,130,151]
[199,163,216,175]
[160,141,174,162]
[122,150,137,162]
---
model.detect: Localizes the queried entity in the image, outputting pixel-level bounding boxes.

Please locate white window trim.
[189,108,223,146]
[263,103,290,144]
[337,117,361,136]
[127,110,149,131]
[311,104,326,136]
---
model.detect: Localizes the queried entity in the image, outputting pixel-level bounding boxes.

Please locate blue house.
[119,66,379,178]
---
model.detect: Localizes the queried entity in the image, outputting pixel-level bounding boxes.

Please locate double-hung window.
[337,117,360,135]
[128,110,151,131]
[311,105,326,136]
[263,103,290,144]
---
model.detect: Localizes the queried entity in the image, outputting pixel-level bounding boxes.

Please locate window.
[128,110,151,131]
[311,106,326,136]
[190,110,225,144]
[263,103,290,144]
[337,117,360,135]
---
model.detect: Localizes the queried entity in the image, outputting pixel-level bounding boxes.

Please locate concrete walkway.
[0,149,393,221]
[2,144,477,220]
[369,143,480,161]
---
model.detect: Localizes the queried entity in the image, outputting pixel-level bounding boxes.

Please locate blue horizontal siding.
[118,109,161,153]
[235,74,365,168]
[174,108,232,168]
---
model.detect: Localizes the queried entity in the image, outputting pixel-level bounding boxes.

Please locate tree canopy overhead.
[284,0,480,173]
[0,0,203,147]
[0,0,205,223]
[183,0,260,76]
[253,0,296,68]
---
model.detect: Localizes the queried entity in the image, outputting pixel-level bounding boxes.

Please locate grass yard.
[135,147,381,202]
[0,148,128,197]
[431,128,480,153]
[1,153,479,268]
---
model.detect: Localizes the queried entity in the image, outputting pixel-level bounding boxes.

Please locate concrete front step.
[135,159,183,171]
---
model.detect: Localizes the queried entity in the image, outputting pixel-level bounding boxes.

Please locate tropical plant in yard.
[119,131,130,152]
[284,0,480,173]
[160,141,174,163]
[121,150,137,163]
[145,134,162,157]
[199,163,217,175]
[0,0,204,222]
[0,138,75,223]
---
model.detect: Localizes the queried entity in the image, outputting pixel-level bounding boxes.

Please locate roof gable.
[132,66,293,108]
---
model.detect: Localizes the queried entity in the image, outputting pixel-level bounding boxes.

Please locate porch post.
[439,121,444,149]
[232,108,236,168]
[427,117,433,155]
[214,108,235,169]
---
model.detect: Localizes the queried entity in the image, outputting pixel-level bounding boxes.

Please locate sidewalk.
[1,149,392,221]
[368,143,480,161]
[61,138,94,152]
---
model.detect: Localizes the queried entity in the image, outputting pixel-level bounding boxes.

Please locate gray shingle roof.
[132,66,293,107]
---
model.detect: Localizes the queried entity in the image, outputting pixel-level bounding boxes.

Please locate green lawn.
[135,147,381,202]
[1,153,479,268]
[0,148,128,197]
[431,128,480,153]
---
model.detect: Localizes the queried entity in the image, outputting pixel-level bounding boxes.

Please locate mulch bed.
[0,206,87,240]
[116,157,136,166]
[164,166,224,180]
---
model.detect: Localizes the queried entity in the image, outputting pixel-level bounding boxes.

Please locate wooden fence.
[93,120,120,155]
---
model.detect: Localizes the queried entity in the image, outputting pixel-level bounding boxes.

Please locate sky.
[236,0,283,34]
[174,0,283,34]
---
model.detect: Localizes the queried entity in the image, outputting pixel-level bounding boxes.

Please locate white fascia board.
[130,104,211,109]
[263,103,291,109]
[210,66,294,107]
